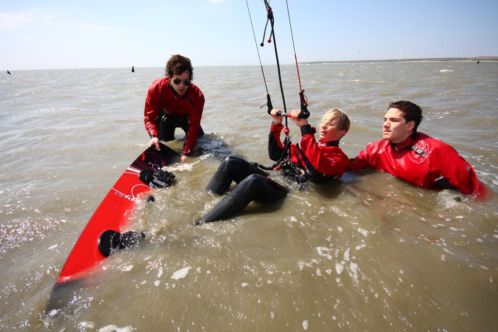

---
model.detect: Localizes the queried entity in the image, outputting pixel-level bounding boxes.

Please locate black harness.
[258,138,336,184]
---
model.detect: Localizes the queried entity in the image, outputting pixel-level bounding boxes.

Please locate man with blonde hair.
[196,108,351,224]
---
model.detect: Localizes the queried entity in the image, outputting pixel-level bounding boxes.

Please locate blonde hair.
[321,108,350,132]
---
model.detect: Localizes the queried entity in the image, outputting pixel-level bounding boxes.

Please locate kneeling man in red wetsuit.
[144,54,205,162]
[348,100,488,199]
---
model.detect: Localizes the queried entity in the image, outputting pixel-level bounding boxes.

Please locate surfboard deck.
[46,143,179,312]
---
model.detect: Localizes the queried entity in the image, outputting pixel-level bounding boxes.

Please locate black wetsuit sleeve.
[268,133,284,161]
[300,124,314,136]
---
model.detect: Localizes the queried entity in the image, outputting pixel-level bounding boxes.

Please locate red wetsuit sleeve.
[183,90,205,156]
[299,130,348,177]
[434,144,488,199]
[144,82,161,137]
[348,143,375,171]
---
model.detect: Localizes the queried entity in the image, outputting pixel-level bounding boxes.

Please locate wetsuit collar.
[320,140,340,147]
[392,133,417,151]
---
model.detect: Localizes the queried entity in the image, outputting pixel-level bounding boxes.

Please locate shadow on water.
[43,278,96,328]
[195,133,234,160]
[45,280,86,315]
[154,132,234,164]
[312,178,346,199]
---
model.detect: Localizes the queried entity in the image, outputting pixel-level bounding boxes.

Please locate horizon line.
[3,56,498,72]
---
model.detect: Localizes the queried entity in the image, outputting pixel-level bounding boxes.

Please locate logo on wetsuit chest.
[408,141,430,164]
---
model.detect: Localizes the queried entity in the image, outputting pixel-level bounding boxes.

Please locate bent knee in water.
[238,174,287,202]
[223,155,245,164]
[239,174,268,187]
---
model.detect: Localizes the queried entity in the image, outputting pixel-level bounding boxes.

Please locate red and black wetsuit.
[349,132,487,198]
[144,77,205,156]
[196,123,349,224]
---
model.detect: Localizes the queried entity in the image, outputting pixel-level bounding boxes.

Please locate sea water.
[0,62,497,331]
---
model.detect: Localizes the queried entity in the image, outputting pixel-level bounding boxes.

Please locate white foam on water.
[349,262,359,283]
[335,263,344,275]
[316,246,333,260]
[168,161,200,172]
[120,265,133,272]
[170,266,192,280]
[98,325,134,332]
[355,243,366,250]
[79,321,95,329]
[357,228,369,237]
[298,261,305,271]
[47,309,58,318]
[343,248,350,261]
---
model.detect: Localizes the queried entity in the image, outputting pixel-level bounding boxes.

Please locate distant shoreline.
[3,57,498,71]
[303,56,498,65]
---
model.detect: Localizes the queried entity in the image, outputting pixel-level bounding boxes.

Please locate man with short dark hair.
[349,100,488,199]
[144,54,205,162]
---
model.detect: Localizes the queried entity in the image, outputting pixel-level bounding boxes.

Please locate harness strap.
[294,143,334,183]
[257,139,309,183]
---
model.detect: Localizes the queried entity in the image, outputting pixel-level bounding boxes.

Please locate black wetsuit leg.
[198,174,288,224]
[158,114,204,141]
[206,156,268,195]
[158,114,179,141]
[176,114,204,137]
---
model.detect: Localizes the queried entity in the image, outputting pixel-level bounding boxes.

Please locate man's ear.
[337,129,347,139]
[406,120,415,132]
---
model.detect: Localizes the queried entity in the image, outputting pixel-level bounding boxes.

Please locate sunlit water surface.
[1,62,497,331]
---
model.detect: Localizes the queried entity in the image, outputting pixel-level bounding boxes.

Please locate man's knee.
[158,115,176,141]
[237,174,267,192]
[220,155,243,170]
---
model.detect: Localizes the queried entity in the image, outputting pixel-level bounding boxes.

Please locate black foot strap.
[98,230,146,257]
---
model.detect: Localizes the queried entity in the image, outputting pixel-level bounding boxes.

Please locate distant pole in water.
[6,70,11,75]
[477,60,480,64]
[131,66,135,73]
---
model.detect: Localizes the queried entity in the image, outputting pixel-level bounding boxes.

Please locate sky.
[1,0,497,70]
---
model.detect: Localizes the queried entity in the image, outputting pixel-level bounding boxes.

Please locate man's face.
[383,107,414,144]
[170,71,191,96]
[319,117,345,142]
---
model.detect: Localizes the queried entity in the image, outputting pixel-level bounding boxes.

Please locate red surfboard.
[46,143,179,312]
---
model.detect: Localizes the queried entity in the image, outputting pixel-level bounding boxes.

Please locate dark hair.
[165,54,193,80]
[388,100,423,133]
